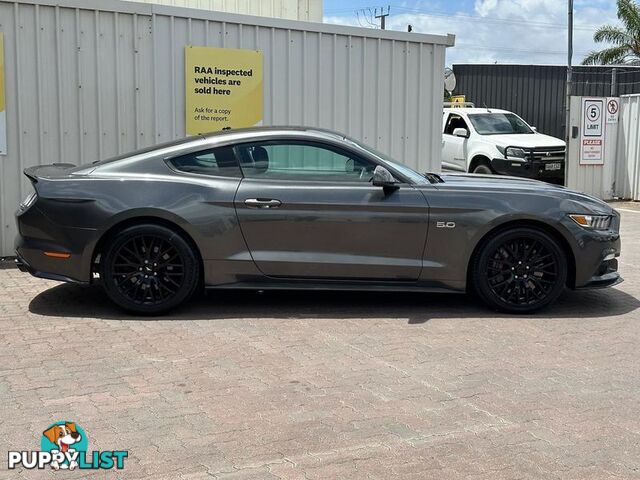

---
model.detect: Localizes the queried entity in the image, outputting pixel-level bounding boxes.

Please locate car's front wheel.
[472,227,567,313]
[472,163,493,174]
[101,224,200,315]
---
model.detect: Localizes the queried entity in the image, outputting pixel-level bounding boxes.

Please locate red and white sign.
[580,98,605,165]
[582,138,603,161]
[606,97,619,124]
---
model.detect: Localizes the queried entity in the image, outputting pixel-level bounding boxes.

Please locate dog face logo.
[41,421,87,470]
[43,423,82,453]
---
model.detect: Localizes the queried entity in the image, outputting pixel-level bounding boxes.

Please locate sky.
[323,0,622,66]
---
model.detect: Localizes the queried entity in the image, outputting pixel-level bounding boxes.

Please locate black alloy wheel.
[101,224,200,314]
[473,227,567,313]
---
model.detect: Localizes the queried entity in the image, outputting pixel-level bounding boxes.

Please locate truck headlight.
[505,147,527,158]
[569,214,612,231]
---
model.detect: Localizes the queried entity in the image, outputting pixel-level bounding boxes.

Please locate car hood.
[433,173,613,215]
[484,132,565,149]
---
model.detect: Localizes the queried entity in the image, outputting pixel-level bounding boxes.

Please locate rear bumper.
[491,158,565,182]
[15,205,97,284]
[14,250,87,284]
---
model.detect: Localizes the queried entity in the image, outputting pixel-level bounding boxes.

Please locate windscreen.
[468,113,533,135]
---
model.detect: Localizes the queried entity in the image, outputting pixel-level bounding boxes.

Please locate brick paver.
[1,207,639,479]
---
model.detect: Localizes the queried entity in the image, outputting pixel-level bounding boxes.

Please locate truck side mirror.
[452,127,469,138]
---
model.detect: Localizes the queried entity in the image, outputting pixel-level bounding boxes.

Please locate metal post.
[564,0,573,186]
[611,67,617,97]
[374,6,390,30]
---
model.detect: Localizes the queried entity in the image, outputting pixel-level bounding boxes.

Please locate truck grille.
[527,147,566,162]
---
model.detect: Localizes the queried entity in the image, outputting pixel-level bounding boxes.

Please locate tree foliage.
[582,0,640,65]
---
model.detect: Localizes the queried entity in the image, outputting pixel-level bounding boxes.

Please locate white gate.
[566,94,640,200]
[614,94,640,200]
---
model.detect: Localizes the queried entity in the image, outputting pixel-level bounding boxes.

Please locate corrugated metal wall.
[121,0,323,22]
[0,0,453,256]
[615,94,640,200]
[453,64,640,140]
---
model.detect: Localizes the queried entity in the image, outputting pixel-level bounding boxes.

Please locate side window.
[168,146,241,177]
[444,114,469,135]
[235,141,377,182]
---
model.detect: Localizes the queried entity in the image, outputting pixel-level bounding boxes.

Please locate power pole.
[374,6,390,30]
[565,0,573,185]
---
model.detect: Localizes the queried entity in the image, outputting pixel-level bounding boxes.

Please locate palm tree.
[582,0,640,65]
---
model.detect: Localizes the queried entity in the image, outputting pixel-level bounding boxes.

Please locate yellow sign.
[0,32,6,155]
[450,95,466,108]
[185,46,263,135]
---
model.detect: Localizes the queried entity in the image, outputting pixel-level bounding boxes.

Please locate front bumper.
[577,258,623,289]
[567,212,622,290]
[491,158,565,182]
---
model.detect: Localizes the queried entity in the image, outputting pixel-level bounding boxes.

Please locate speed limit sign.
[583,99,603,136]
[581,98,605,165]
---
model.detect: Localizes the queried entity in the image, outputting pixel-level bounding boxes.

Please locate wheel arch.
[465,219,577,291]
[90,213,204,284]
[468,154,492,173]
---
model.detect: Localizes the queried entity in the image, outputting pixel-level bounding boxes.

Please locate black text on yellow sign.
[185,46,263,135]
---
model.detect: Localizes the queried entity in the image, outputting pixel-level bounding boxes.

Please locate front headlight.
[569,214,612,231]
[505,147,527,158]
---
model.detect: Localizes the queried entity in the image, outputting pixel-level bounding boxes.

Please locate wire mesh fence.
[572,68,640,96]
[453,64,640,139]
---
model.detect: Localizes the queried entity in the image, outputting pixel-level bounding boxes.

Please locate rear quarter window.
[167,146,241,178]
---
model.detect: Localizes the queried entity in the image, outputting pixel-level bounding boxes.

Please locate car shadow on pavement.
[28,283,640,323]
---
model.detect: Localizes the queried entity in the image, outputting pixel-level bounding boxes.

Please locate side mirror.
[453,127,469,138]
[531,126,538,132]
[372,165,399,190]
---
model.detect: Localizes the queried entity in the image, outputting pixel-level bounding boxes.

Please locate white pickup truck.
[441,107,566,183]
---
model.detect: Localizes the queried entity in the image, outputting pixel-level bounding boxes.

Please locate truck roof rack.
[443,102,475,108]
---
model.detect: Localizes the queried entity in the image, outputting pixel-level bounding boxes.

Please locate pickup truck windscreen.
[468,113,534,135]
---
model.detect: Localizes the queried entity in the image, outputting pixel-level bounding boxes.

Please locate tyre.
[472,227,567,313]
[101,224,200,315]
[472,163,493,175]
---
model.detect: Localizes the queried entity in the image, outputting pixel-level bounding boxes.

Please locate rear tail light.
[18,190,37,212]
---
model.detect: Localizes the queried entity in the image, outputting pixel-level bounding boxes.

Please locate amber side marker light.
[43,251,71,259]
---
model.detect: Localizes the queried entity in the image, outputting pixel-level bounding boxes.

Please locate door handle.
[244,198,282,209]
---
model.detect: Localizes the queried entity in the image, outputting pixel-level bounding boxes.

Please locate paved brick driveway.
[2,206,640,479]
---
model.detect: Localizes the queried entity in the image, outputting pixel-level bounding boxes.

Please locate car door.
[233,139,429,281]
[442,113,470,172]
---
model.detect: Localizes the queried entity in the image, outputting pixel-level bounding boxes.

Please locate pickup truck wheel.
[472,163,493,174]
[472,227,567,313]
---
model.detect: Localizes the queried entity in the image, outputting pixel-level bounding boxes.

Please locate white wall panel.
[0,0,454,255]
[121,0,323,22]
[615,94,640,200]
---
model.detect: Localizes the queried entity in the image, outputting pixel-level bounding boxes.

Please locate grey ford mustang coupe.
[15,127,621,315]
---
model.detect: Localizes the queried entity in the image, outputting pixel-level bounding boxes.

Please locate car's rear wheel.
[472,163,493,174]
[101,224,200,315]
[472,227,567,313]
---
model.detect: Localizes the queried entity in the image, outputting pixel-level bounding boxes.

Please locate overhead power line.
[325,5,601,31]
